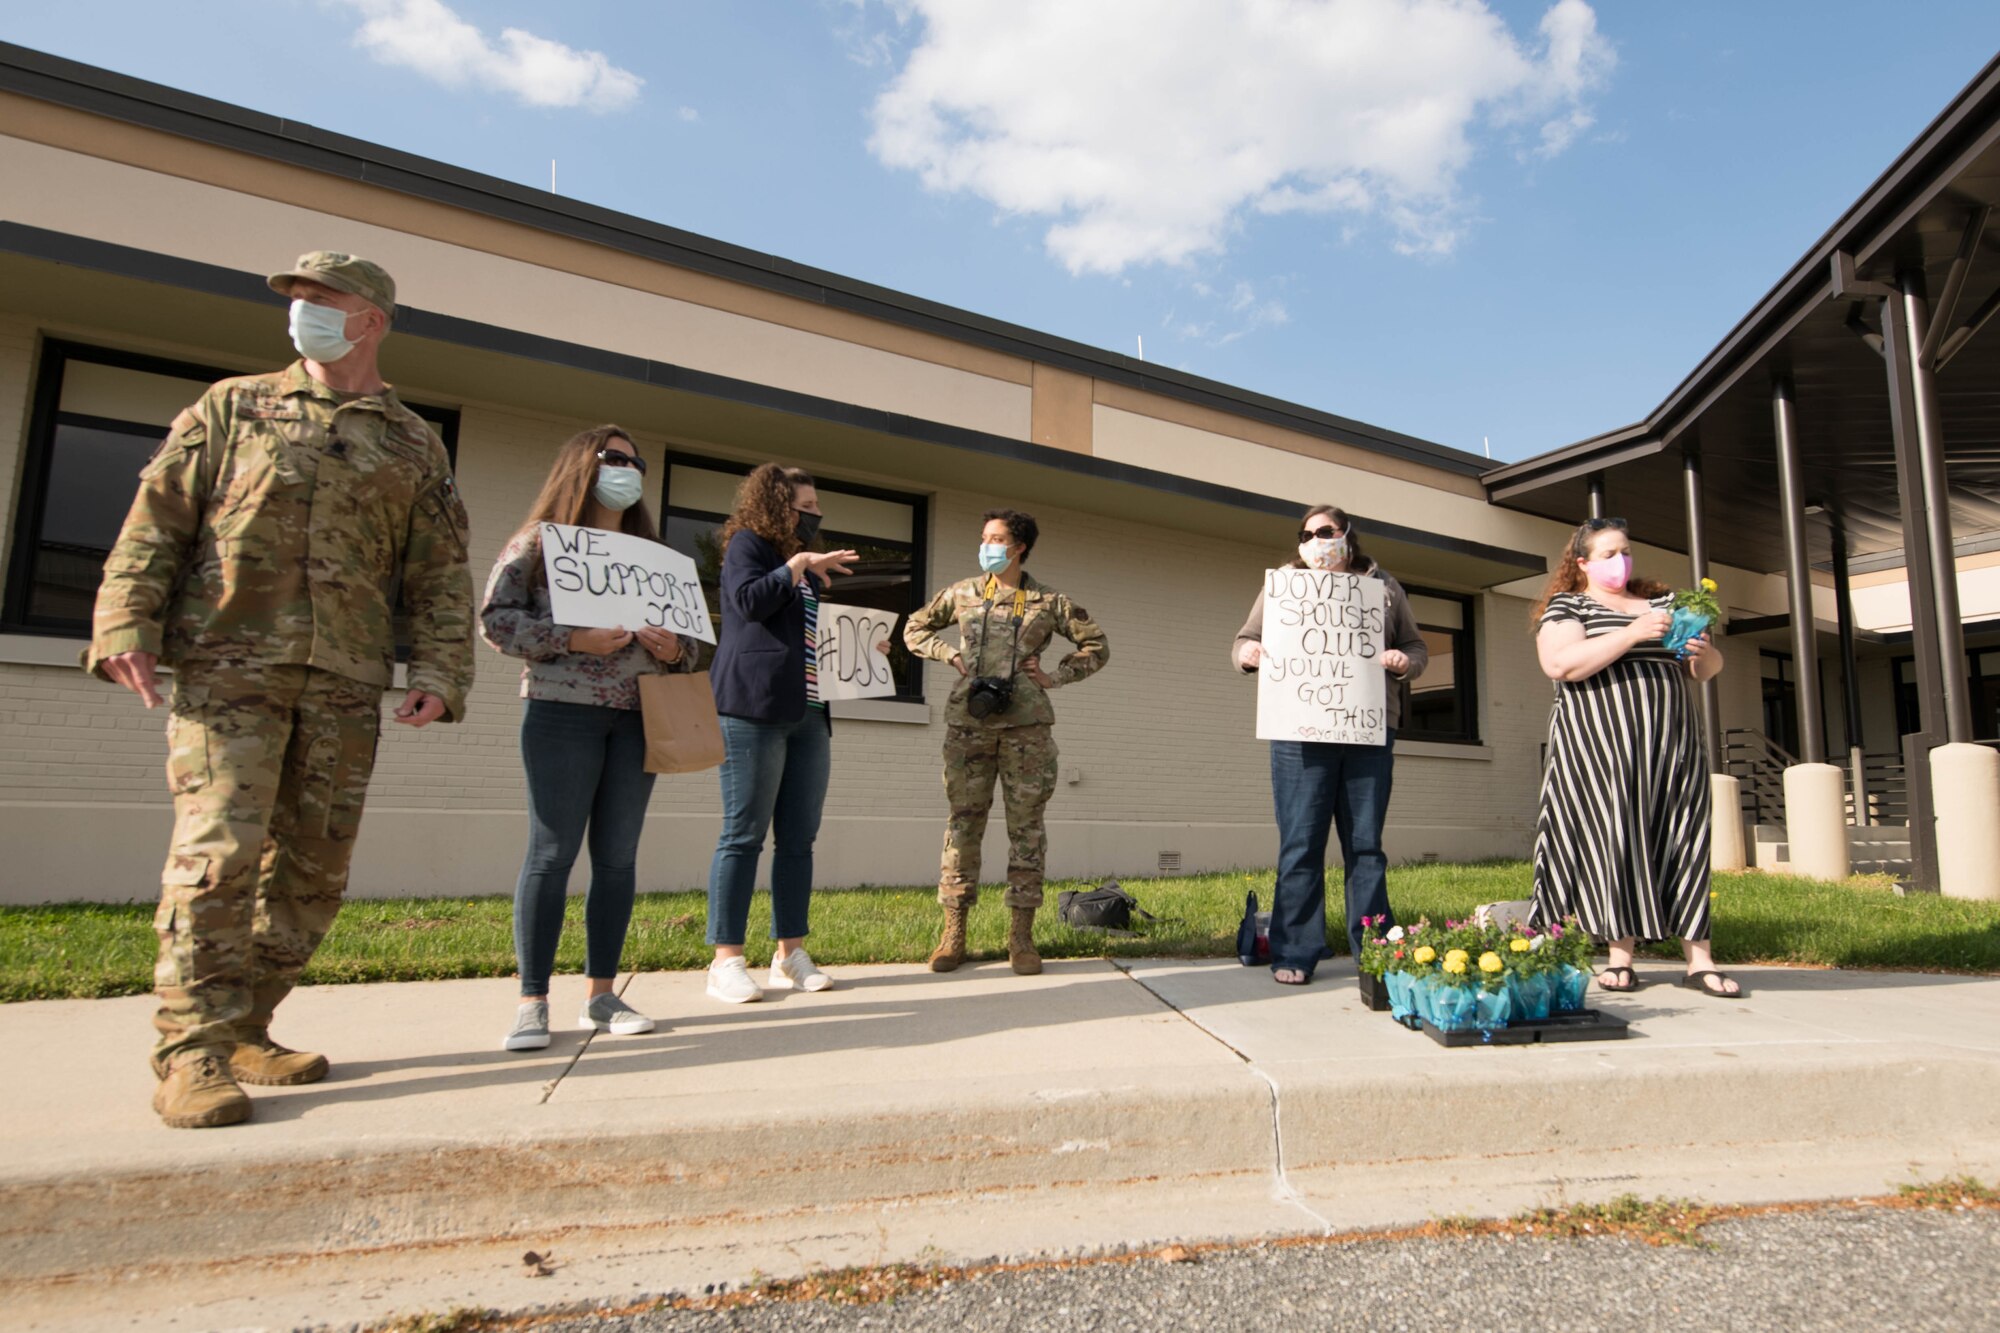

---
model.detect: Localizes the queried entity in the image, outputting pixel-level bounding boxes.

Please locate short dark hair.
[982,508,1039,562]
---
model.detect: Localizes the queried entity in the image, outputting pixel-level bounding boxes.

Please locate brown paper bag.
[638,671,725,774]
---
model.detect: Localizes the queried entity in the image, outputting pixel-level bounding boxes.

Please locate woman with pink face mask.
[1530,518,1738,998]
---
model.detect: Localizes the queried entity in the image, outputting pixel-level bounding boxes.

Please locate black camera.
[965,675,1015,719]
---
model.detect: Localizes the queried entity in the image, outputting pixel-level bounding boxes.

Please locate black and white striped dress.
[1531,593,1711,943]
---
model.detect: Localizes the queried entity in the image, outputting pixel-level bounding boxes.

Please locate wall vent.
[1157,850,1182,874]
[1420,851,1441,864]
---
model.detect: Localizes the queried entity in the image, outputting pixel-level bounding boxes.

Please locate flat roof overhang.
[0,229,1547,589]
[1484,54,2000,578]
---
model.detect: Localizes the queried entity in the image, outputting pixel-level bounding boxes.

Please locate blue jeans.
[707,712,831,945]
[1269,731,1397,977]
[514,700,657,996]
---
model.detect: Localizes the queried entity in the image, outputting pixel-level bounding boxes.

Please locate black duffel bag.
[1057,880,1160,934]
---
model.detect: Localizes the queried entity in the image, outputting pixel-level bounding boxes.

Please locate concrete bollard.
[1932,742,2000,901]
[1709,773,1746,872]
[1783,763,1850,881]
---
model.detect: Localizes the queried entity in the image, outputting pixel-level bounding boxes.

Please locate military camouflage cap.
[267,251,396,316]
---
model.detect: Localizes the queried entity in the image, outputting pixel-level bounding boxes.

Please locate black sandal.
[1595,966,1640,992]
[1679,970,1745,999]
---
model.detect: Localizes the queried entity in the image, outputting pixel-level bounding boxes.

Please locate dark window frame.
[3,338,459,641]
[659,449,930,705]
[1398,583,1480,746]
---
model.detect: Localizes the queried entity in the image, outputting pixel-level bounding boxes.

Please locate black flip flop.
[1679,970,1746,999]
[1595,966,1640,993]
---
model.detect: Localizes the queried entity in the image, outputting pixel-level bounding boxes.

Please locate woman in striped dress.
[1531,518,1739,998]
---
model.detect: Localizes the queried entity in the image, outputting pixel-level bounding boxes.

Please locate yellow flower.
[1444,948,1469,965]
[1443,957,1467,975]
[1478,952,1504,973]
[1413,946,1436,964]
[1700,577,1717,592]
[1509,938,1531,953]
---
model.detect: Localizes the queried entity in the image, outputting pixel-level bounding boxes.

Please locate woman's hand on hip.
[568,626,635,656]
[1021,654,1056,688]
[1380,648,1409,675]
[635,626,682,663]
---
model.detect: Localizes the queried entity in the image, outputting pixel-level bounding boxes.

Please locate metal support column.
[1587,472,1606,521]
[1829,511,1868,824]
[1876,274,1947,891]
[1771,378,1826,765]
[1898,271,1974,744]
[1682,445,1723,772]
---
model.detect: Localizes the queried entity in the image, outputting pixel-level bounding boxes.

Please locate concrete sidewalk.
[5,959,2000,1330]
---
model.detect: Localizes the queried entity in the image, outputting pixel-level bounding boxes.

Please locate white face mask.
[593,464,645,512]
[1298,537,1338,570]
[288,299,364,363]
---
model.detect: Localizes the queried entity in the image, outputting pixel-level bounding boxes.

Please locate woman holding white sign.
[1529,518,1735,998]
[481,426,698,1052]
[703,464,860,1004]
[1233,507,1428,986]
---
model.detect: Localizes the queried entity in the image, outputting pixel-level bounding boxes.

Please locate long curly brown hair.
[718,463,814,560]
[1286,505,1373,571]
[1530,519,1670,628]
[513,424,659,552]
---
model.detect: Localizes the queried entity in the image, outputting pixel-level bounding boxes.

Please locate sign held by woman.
[1254,567,1388,745]
[540,523,715,642]
[815,605,901,701]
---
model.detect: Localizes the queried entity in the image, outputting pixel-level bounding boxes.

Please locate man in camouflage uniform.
[903,509,1108,975]
[87,252,473,1128]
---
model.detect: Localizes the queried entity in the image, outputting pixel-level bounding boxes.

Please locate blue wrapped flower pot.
[1510,971,1554,1021]
[1662,606,1713,658]
[1384,970,1416,1021]
[1430,984,1477,1033]
[1554,963,1589,1013]
[1475,985,1513,1034]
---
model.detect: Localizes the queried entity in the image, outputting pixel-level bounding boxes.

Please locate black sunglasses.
[1298,524,1346,542]
[596,449,646,474]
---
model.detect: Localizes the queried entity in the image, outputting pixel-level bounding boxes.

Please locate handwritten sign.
[540,523,715,644]
[1255,568,1388,745]
[815,605,901,701]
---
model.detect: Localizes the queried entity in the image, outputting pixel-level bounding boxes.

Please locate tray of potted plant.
[1358,915,1630,1046]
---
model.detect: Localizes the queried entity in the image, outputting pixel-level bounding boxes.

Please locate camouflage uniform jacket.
[480,529,697,711]
[85,361,474,720]
[904,573,1108,729]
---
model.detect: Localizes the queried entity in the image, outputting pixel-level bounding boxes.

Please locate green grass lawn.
[3,861,1996,1002]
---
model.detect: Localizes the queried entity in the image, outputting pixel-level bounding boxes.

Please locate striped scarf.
[801,579,824,709]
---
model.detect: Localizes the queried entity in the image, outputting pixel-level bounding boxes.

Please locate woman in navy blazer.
[704,464,858,1005]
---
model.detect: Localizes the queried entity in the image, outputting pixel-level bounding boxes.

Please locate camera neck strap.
[975,576,1028,679]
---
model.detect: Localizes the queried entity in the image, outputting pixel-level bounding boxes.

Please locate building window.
[660,453,928,702]
[3,340,458,647]
[1892,650,2000,740]
[1761,651,1800,756]
[1401,587,1478,744]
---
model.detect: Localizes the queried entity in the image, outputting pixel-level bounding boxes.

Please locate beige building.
[0,44,1804,905]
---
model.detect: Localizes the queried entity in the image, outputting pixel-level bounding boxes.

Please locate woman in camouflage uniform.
[904,510,1109,975]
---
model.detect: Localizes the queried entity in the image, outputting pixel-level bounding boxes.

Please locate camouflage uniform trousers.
[938,724,1059,910]
[152,663,382,1073]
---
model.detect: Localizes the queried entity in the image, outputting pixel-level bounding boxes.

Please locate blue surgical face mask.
[978,542,1012,574]
[288,299,362,363]
[593,464,645,512]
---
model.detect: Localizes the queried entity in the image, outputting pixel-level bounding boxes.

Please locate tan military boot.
[152,1047,251,1129]
[1008,906,1042,976]
[231,1030,329,1086]
[928,903,970,972]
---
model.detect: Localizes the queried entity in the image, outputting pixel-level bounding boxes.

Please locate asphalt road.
[516,1206,2000,1333]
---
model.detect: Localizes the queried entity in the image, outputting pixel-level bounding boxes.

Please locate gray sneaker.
[503,1000,551,1051]
[581,992,657,1035]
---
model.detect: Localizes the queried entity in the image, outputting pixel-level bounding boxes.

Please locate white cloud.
[865,0,1614,274]
[336,0,643,112]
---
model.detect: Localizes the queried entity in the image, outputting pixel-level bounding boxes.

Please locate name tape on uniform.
[1254,568,1387,745]
[541,523,716,644]
[816,605,901,701]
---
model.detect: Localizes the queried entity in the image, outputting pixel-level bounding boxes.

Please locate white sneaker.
[769,947,833,992]
[580,992,656,1035]
[706,955,764,1004]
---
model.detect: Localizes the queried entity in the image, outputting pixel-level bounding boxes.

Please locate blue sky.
[6,2,1999,462]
